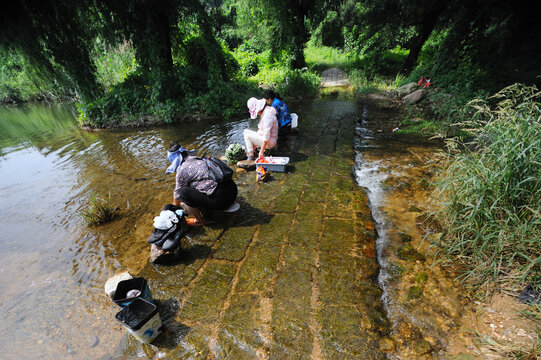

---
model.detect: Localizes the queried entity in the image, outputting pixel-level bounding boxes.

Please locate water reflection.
[0,103,255,359]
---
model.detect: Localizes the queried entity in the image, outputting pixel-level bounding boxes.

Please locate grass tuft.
[82,193,117,225]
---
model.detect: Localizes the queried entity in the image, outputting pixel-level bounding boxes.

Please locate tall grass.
[431,84,541,295]
[347,69,395,94]
[304,45,349,72]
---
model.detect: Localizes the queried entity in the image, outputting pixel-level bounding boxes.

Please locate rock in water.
[149,244,183,264]
[237,160,256,171]
[104,272,133,298]
[87,335,99,348]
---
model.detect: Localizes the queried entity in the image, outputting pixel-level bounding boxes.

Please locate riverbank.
[356,92,540,359]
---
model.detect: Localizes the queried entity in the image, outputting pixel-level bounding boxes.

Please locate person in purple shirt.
[166,142,237,226]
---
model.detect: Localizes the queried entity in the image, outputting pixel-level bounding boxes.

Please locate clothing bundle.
[147,204,188,251]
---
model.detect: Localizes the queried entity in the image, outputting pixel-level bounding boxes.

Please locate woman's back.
[272,98,292,128]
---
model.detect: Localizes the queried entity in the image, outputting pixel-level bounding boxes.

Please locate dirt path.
[320,67,350,87]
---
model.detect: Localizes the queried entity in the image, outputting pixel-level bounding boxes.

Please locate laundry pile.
[147,204,188,251]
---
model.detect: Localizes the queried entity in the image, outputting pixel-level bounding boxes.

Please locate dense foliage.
[1,0,539,127]
[431,85,541,294]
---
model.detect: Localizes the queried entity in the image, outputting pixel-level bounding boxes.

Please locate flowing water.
[0,97,464,359]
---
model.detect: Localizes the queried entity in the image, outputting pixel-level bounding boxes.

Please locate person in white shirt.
[244,97,279,160]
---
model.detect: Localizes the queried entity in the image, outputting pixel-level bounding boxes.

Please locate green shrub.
[431,84,541,295]
[232,49,260,77]
[0,50,73,103]
[92,39,138,92]
[276,69,320,97]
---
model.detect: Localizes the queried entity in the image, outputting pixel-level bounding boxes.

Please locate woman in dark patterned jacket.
[166,143,237,226]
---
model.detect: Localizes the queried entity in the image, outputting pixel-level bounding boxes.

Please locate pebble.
[87,334,99,348]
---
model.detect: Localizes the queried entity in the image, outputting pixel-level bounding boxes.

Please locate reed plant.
[82,193,117,225]
[430,84,541,296]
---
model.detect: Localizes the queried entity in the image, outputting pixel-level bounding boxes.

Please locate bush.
[431,84,541,295]
[0,50,73,103]
[255,67,320,98]
[232,49,260,77]
[92,39,138,92]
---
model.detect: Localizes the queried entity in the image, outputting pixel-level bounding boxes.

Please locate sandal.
[185,218,205,226]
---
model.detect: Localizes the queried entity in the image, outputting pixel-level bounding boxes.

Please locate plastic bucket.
[112,277,153,307]
[115,298,163,344]
[291,113,298,129]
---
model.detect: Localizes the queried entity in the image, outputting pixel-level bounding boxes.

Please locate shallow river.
[0,97,464,359]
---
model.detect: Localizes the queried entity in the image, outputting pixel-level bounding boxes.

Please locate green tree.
[235,0,335,69]
[343,0,541,84]
[0,0,99,98]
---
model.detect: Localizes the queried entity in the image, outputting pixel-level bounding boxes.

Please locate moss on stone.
[214,226,255,261]
[408,286,423,300]
[400,232,413,243]
[413,339,432,355]
[395,244,425,262]
[415,272,428,284]
[321,218,355,254]
[317,305,384,359]
[235,243,281,293]
[319,253,359,305]
[217,293,263,357]
[179,262,236,323]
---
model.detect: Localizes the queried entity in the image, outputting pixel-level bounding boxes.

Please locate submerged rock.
[395,244,425,262]
[413,339,432,355]
[104,271,133,298]
[408,286,423,300]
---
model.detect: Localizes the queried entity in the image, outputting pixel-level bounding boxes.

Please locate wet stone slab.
[213,225,256,261]
[270,270,313,358]
[179,261,236,324]
[321,218,356,254]
[258,213,293,246]
[216,293,264,359]
[318,253,360,305]
[317,305,385,360]
[235,242,281,293]
[280,244,317,273]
